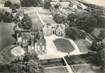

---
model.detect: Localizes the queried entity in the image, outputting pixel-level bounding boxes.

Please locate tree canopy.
[53,13,66,24]
[67,11,97,33]
[65,27,86,40]
[21,0,42,7]
[18,14,32,30]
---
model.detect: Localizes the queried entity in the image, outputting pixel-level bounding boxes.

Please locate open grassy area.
[22,7,43,30]
[39,13,56,24]
[74,39,91,52]
[29,13,42,30]
[44,67,68,73]
[0,22,15,51]
[54,38,75,53]
[0,22,16,63]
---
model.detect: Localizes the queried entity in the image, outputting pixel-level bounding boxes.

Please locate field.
[0,22,16,63]
[0,22,15,51]
[54,38,75,53]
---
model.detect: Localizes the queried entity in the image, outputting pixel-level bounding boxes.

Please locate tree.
[21,0,42,7]
[0,13,3,22]
[67,13,77,22]
[53,14,66,24]
[98,48,105,71]
[67,11,97,33]
[67,13,77,26]
[4,1,12,7]
[76,12,97,33]
[10,4,20,9]
[90,30,105,70]
[19,14,32,30]
[44,0,51,9]
[90,41,105,71]
[2,12,12,23]
[97,30,105,41]
[54,3,60,9]
[96,16,105,28]
[90,40,104,51]
[9,54,44,73]
[65,27,86,40]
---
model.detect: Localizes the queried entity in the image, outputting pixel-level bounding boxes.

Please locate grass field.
[44,67,68,73]
[0,22,16,63]
[54,38,75,53]
[39,13,56,24]
[74,39,90,52]
[0,22,15,51]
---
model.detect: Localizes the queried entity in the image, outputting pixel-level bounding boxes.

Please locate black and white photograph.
[0,0,105,73]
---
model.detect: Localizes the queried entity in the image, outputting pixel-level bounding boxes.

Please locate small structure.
[55,24,65,36]
[43,24,53,36]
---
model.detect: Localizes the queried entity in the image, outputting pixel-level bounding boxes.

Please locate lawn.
[29,13,43,30]
[44,67,68,73]
[39,13,56,24]
[0,22,16,51]
[54,38,75,53]
[0,22,16,63]
[74,39,91,52]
